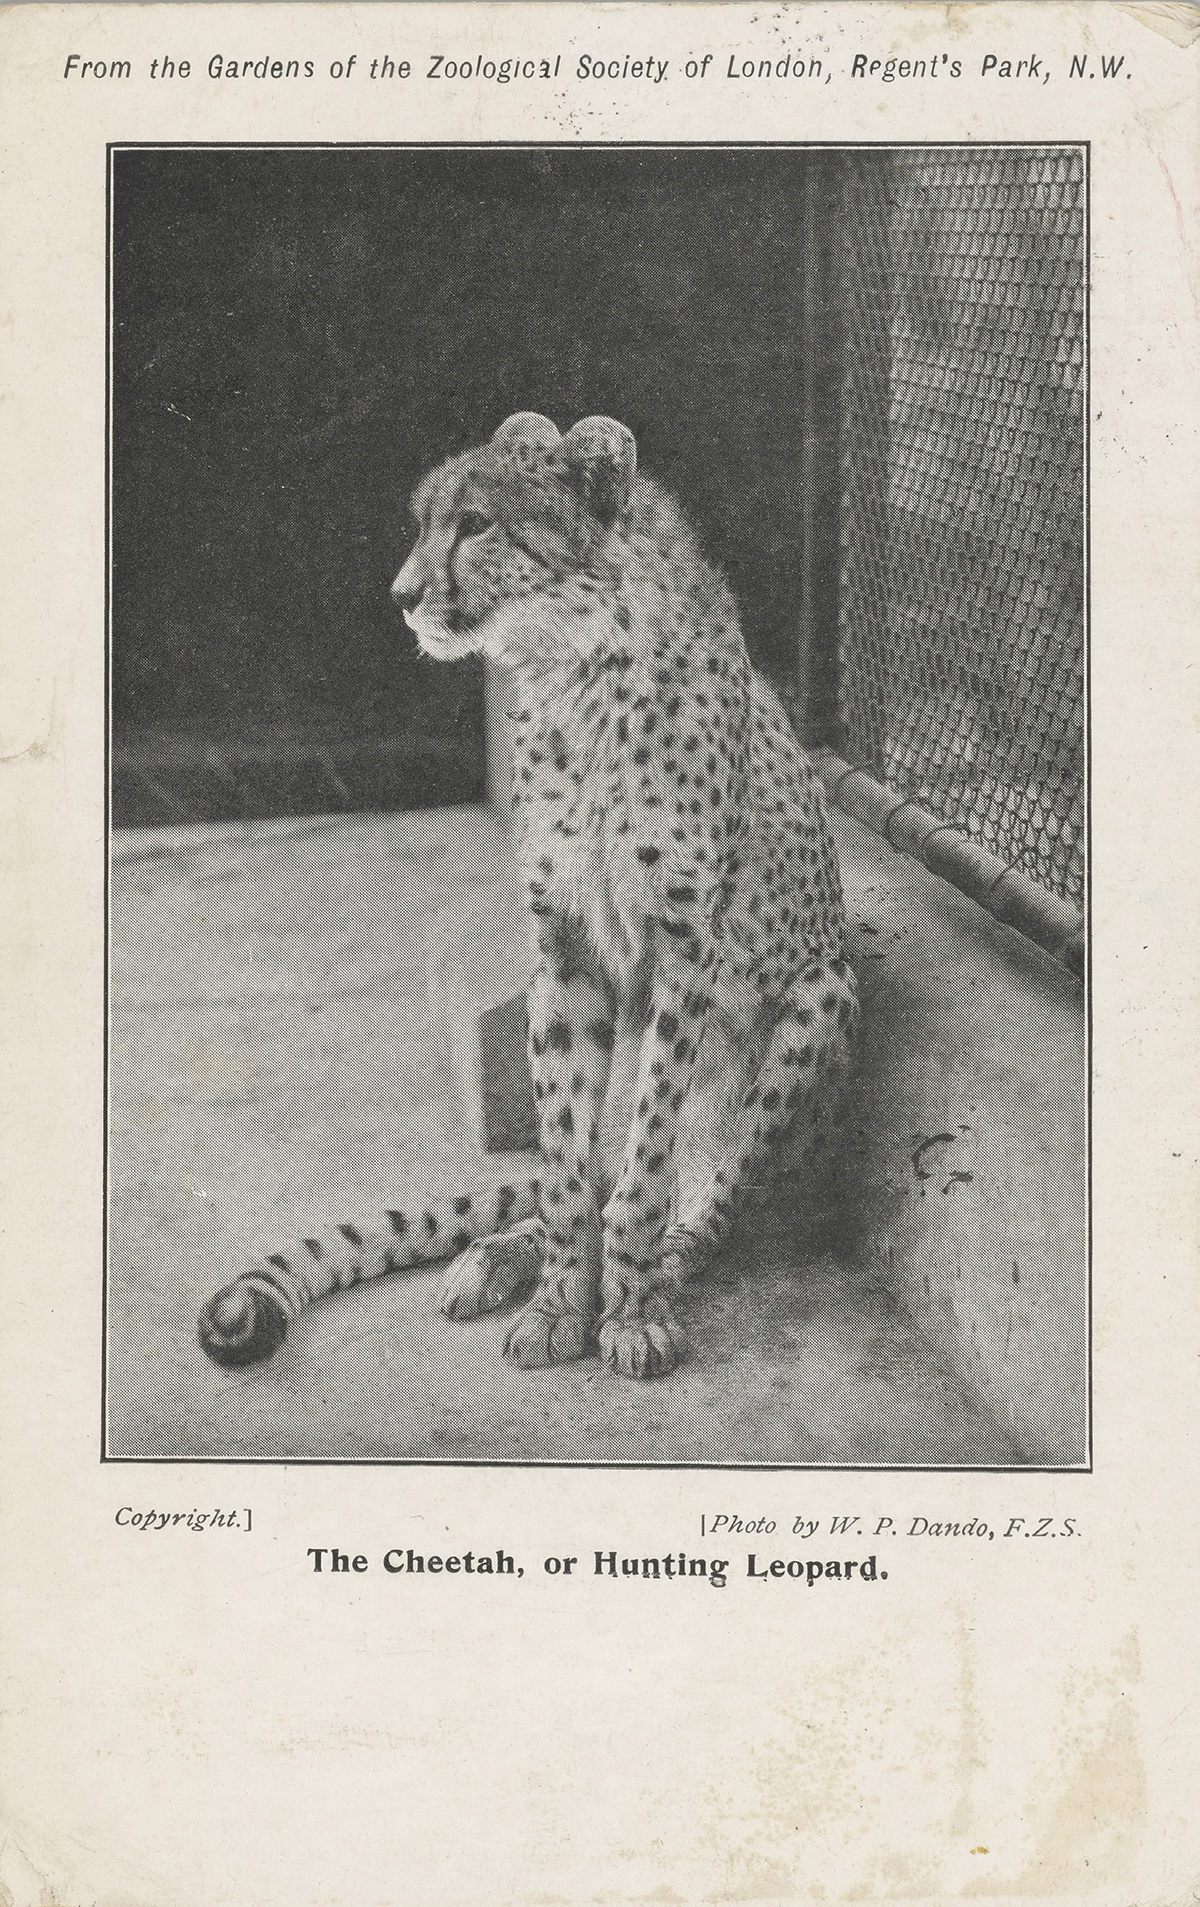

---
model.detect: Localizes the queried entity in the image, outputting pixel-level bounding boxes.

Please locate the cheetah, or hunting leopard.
[198,413,858,1380]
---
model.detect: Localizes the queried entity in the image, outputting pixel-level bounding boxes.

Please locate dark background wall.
[111,146,826,821]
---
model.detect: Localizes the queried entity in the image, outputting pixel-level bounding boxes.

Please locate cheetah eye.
[457,511,493,540]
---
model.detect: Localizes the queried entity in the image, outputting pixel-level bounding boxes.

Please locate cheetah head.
[391,413,637,663]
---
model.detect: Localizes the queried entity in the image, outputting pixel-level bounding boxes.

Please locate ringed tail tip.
[198,1280,289,1368]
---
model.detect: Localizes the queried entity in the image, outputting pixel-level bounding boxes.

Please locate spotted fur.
[198,413,857,1379]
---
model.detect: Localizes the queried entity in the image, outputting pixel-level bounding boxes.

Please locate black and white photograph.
[106,142,1087,1467]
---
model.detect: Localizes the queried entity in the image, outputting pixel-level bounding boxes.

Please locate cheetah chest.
[527,806,659,996]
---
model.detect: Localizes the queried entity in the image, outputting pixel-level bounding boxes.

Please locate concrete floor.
[107,804,1086,1466]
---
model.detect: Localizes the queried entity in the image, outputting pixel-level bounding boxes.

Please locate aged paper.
[1,3,1197,1903]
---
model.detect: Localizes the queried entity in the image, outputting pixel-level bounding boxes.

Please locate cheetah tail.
[197,1175,541,1368]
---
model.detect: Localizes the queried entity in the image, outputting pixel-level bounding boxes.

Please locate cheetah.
[198,413,858,1380]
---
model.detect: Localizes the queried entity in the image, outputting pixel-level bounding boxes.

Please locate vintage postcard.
[0,2,1196,1903]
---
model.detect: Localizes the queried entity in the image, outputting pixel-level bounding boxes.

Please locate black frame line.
[102,138,1093,1474]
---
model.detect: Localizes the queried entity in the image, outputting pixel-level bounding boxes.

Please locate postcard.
[0,4,1196,1903]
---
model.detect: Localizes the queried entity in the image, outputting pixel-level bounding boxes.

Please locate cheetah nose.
[391,575,425,613]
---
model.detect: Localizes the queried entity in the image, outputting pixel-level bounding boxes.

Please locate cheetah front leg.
[598,944,712,1378]
[502,955,616,1368]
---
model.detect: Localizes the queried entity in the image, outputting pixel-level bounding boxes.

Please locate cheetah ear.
[561,416,637,525]
[491,413,562,449]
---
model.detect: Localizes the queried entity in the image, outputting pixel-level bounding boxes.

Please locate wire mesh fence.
[834,148,1086,915]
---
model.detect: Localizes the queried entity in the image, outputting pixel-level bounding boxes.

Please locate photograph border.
[101,137,1092,1475]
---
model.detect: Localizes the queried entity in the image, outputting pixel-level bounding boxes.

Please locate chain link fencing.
[832,148,1086,917]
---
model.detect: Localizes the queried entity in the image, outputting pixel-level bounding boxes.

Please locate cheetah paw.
[503,1301,591,1367]
[438,1232,540,1321]
[598,1296,688,1380]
